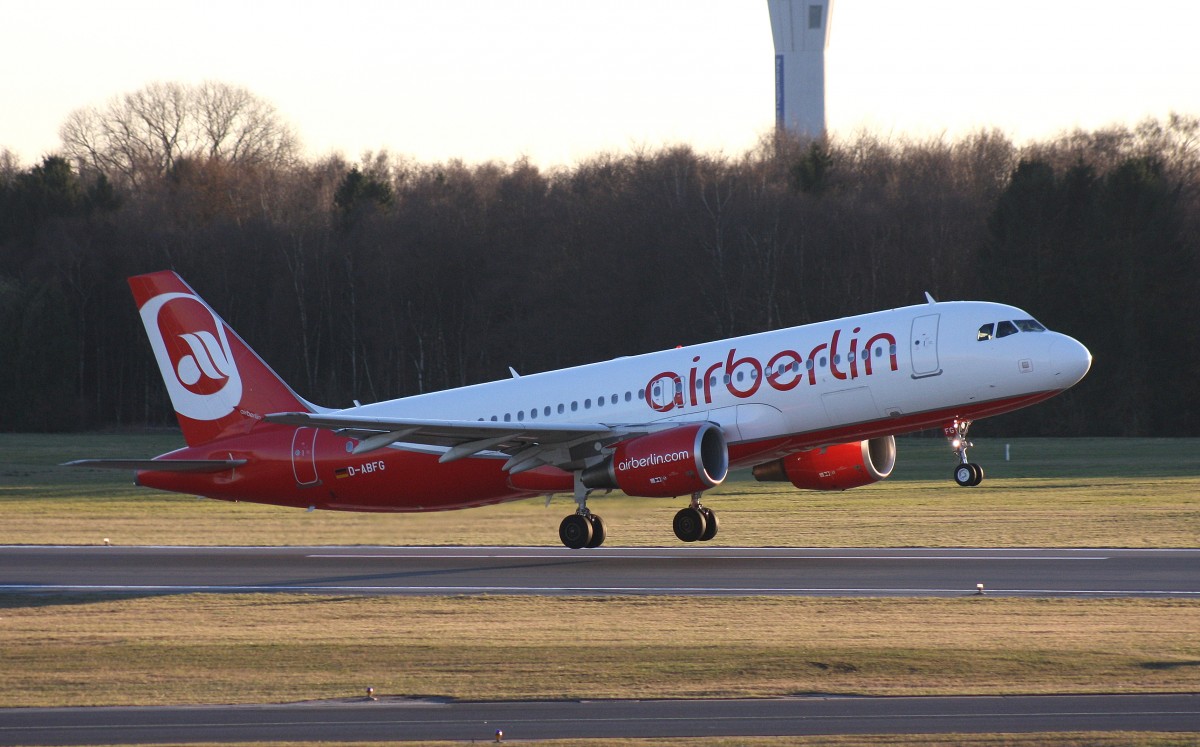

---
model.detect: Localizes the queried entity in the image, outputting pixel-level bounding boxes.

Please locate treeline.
[2,107,1199,435]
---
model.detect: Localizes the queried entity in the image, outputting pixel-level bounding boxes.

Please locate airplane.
[69,271,1091,548]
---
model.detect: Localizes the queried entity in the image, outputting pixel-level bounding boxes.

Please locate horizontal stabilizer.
[62,458,247,473]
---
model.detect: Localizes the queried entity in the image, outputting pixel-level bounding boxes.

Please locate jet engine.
[752,435,896,491]
[581,422,729,498]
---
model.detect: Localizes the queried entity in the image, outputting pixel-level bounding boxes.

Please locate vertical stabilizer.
[129,271,314,446]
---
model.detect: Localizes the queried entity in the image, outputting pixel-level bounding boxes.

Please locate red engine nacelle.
[752,436,896,491]
[581,422,729,498]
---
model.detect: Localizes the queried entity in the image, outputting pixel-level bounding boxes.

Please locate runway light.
[366,687,376,701]
[495,728,504,742]
[103,538,110,546]
[976,583,985,595]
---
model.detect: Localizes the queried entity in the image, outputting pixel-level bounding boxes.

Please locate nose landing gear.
[945,419,984,487]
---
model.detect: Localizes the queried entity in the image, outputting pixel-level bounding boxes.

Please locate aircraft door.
[910,314,942,378]
[648,374,684,411]
[291,427,320,486]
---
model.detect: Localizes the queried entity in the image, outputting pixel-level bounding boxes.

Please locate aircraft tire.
[586,514,607,548]
[673,507,707,543]
[559,514,593,549]
[969,463,984,486]
[698,507,719,541]
[954,464,975,487]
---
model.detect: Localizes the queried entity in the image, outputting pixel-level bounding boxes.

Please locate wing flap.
[264,410,672,470]
[266,411,619,453]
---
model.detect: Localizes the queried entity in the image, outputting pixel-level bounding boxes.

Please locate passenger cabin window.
[996,320,1019,338]
[977,323,994,341]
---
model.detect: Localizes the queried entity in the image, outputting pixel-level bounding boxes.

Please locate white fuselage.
[347,300,1091,466]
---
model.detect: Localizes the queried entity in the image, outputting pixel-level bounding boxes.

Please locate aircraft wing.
[265,411,670,474]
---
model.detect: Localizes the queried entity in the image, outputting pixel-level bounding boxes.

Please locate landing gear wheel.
[559,514,593,549]
[945,420,985,487]
[954,463,983,487]
[586,514,607,548]
[673,506,707,543]
[698,507,719,542]
[969,463,984,486]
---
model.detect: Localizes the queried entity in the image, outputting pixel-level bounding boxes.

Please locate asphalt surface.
[1,694,1198,745]
[2,545,1199,597]
[4,546,1197,742]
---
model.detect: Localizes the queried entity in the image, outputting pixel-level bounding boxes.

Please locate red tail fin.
[129,271,314,446]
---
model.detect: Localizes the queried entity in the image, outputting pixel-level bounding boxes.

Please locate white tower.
[767,0,833,137]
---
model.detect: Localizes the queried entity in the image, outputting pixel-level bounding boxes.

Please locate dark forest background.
[2,83,1198,436]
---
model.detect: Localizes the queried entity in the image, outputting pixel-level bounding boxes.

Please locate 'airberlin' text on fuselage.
[645,328,899,413]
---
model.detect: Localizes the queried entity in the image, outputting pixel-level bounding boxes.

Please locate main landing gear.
[558,478,720,549]
[558,511,607,549]
[945,418,984,487]
[672,492,720,543]
[559,473,608,549]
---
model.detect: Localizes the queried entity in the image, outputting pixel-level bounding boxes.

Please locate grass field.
[2,432,1198,547]
[2,594,1198,707]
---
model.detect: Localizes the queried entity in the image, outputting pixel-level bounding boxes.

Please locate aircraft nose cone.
[1050,335,1092,387]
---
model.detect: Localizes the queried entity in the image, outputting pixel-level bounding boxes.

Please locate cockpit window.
[996,320,1019,338]
[1014,319,1046,332]
[977,323,994,341]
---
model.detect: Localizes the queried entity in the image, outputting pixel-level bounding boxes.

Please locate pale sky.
[3,0,1198,167]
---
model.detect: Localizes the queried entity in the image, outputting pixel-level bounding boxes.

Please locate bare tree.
[0,148,20,179]
[60,81,299,187]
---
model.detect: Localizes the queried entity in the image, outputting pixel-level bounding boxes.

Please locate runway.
[2,545,1199,597]
[1,694,1197,744]
[3,546,1197,742]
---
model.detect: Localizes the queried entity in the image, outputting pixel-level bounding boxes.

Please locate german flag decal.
[334,467,350,479]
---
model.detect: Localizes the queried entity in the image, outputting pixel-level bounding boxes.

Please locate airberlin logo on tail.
[139,292,243,421]
[175,331,234,388]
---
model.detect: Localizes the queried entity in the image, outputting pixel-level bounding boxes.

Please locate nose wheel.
[945,419,984,487]
[954,462,984,487]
